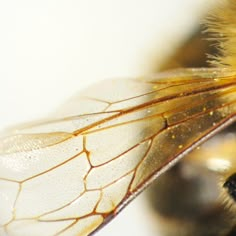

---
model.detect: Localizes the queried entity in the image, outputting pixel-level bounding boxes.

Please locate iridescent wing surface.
[0,68,236,236]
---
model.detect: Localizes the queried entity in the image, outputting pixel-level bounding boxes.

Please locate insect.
[0,1,236,236]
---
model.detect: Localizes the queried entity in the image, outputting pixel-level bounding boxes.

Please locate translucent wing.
[0,68,236,236]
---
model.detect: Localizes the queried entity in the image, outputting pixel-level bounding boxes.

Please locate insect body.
[1,1,236,235]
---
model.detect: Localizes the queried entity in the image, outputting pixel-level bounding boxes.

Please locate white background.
[0,1,215,235]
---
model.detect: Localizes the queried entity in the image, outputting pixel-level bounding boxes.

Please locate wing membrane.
[0,68,236,236]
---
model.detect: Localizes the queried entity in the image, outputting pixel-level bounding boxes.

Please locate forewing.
[0,68,236,236]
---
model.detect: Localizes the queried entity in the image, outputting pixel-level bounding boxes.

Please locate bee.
[0,1,236,236]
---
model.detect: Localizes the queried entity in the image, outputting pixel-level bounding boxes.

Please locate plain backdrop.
[0,1,215,235]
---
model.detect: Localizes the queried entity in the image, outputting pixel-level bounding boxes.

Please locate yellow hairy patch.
[206,0,236,67]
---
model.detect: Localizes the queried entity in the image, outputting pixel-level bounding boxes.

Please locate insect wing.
[0,68,236,236]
